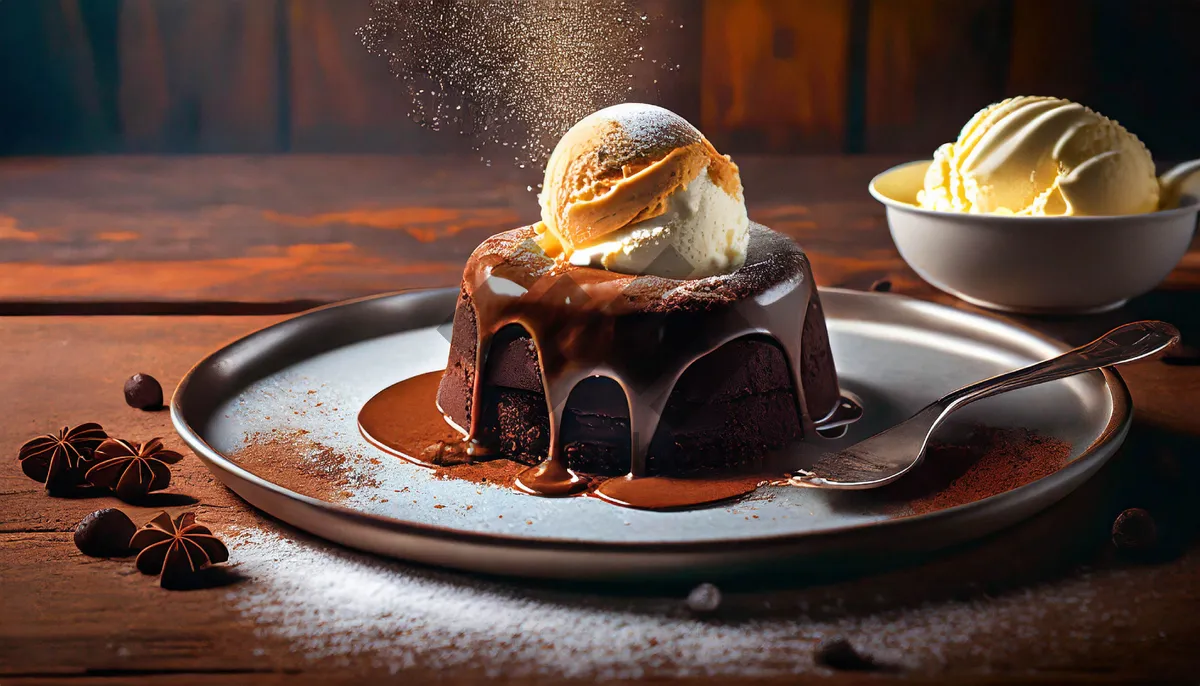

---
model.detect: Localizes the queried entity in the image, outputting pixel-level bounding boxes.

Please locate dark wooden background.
[3,0,1200,158]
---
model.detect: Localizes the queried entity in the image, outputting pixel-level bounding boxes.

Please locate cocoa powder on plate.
[232,430,381,503]
[231,426,1069,515]
[879,426,1073,516]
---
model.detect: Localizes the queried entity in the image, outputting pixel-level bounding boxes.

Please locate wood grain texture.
[0,316,285,676]
[1,316,1199,682]
[863,0,1011,154]
[0,0,119,154]
[1006,0,1094,103]
[701,0,852,152]
[2,155,1200,313]
[0,156,536,303]
[0,155,925,305]
[6,1,1200,158]
[4,154,1200,330]
[117,0,283,152]
[285,0,450,153]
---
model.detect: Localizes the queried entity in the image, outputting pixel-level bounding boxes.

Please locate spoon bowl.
[790,320,1179,490]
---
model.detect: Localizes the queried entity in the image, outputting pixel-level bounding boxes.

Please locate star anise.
[18,423,108,492]
[130,511,229,589]
[86,437,184,502]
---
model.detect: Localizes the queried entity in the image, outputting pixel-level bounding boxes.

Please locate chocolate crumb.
[1112,507,1158,552]
[686,582,721,614]
[868,278,893,293]
[124,373,164,410]
[74,508,136,557]
[814,637,878,671]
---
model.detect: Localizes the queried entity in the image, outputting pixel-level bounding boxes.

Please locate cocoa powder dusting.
[434,458,523,490]
[876,426,1073,516]
[232,430,381,503]
[235,420,1068,516]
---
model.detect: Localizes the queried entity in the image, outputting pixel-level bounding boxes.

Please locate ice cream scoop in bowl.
[870,97,1200,314]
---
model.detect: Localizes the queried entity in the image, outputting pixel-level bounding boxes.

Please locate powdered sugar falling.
[358,1,687,173]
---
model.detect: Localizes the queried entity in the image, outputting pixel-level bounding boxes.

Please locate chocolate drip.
[359,371,788,510]
[456,225,817,496]
[593,473,765,510]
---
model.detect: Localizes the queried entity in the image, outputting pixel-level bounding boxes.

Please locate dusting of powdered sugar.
[596,102,702,151]
[222,522,1149,679]
[358,1,687,174]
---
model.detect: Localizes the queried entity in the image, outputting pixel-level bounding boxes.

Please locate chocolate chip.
[1112,507,1158,552]
[124,373,164,410]
[815,637,878,671]
[74,508,136,557]
[686,582,721,614]
[868,279,892,293]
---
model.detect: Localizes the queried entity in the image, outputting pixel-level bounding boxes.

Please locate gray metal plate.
[172,288,1130,580]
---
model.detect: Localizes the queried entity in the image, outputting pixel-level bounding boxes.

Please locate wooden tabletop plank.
[2,315,1199,683]
[3,155,1197,311]
[116,1,283,153]
[0,156,529,304]
[0,154,917,306]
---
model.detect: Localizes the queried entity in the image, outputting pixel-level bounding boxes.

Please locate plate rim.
[171,287,1131,556]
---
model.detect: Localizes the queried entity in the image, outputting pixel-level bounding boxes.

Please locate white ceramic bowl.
[870,160,1200,314]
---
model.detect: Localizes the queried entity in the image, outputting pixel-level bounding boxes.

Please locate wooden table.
[2,156,1199,684]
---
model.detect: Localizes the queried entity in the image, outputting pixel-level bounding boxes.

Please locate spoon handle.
[939,320,1179,412]
[791,320,1179,490]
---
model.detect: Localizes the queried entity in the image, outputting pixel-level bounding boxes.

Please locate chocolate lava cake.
[436,223,840,476]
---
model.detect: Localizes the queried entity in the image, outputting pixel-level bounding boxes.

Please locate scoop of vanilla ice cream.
[537,103,749,278]
[917,96,1159,216]
[567,170,749,278]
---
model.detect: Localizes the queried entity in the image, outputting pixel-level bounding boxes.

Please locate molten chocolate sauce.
[592,473,765,509]
[359,371,781,509]
[459,239,817,499]
[358,371,470,466]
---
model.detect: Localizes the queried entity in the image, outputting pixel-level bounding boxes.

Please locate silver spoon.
[788,320,1179,490]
